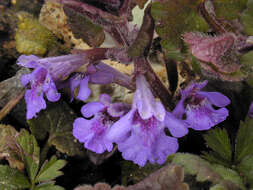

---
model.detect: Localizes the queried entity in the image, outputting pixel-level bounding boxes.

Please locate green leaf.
[203,128,232,163]
[35,156,66,183]
[212,164,245,190]
[171,153,244,189]
[235,117,253,162]
[0,125,24,170]
[17,129,40,182]
[63,5,105,47]
[237,155,253,186]
[0,165,30,189]
[28,101,85,156]
[171,153,220,182]
[215,0,248,20]
[34,183,65,190]
[151,0,208,60]
[240,51,253,87]
[201,152,230,167]
[241,0,253,35]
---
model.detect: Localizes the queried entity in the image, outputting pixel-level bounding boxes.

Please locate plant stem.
[0,90,25,121]
[40,140,51,167]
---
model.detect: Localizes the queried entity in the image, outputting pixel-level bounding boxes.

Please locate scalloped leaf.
[34,183,65,190]
[203,128,232,164]
[241,0,253,35]
[28,101,85,156]
[171,153,220,183]
[237,155,253,186]
[0,165,30,190]
[240,51,253,87]
[151,0,208,60]
[235,117,253,162]
[215,0,248,20]
[35,156,66,183]
[212,164,245,190]
[17,129,40,182]
[171,153,244,189]
[202,151,230,167]
[0,125,24,170]
[17,129,40,181]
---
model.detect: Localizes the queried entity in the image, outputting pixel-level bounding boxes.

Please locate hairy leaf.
[63,5,105,47]
[240,51,253,87]
[235,117,253,162]
[34,183,65,190]
[241,0,253,35]
[203,128,232,163]
[171,153,243,189]
[202,151,230,167]
[151,0,208,60]
[17,129,40,182]
[212,164,245,190]
[35,156,66,183]
[171,153,220,183]
[128,164,189,190]
[0,165,30,189]
[183,32,240,74]
[0,125,24,170]
[237,155,253,186]
[215,0,248,20]
[28,101,85,156]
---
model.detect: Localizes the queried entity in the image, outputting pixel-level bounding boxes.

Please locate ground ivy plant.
[1,0,253,189]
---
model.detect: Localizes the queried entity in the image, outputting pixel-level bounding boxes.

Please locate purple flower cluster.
[73,75,230,166]
[17,54,230,167]
[17,54,115,119]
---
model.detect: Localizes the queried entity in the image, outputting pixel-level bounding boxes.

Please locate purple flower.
[173,80,230,130]
[107,75,180,167]
[17,54,87,119]
[69,63,116,101]
[73,94,130,154]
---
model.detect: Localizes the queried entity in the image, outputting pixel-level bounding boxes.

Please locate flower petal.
[106,109,135,143]
[17,55,40,68]
[81,102,106,118]
[76,76,91,101]
[172,99,186,119]
[118,133,150,167]
[154,134,178,164]
[165,112,189,137]
[198,91,230,107]
[73,117,94,143]
[89,70,114,84]
[25,89,46,120]
[154,101,166,121]
[43,73,60,102]
[69,74,81,101]
[134,75,160,120]
[185,103,229,130]
[21,73,33,86]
